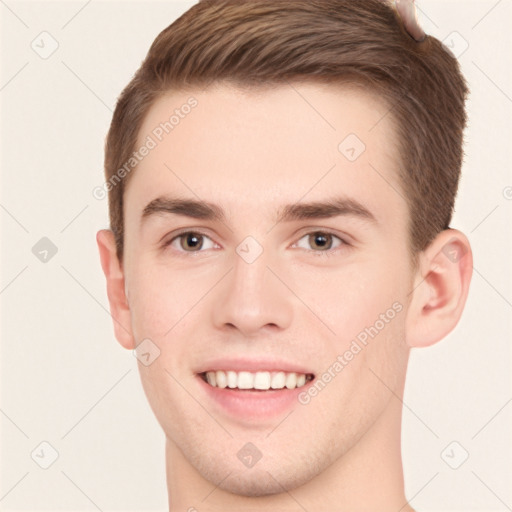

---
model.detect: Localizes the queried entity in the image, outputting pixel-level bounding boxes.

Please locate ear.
[406,229,473,348]
[96,229,136,350]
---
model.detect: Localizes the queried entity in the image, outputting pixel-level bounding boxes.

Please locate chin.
[218,470,298,497]
[199,458,322,498]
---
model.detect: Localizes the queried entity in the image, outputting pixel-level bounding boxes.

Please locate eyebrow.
[140,195,378,227]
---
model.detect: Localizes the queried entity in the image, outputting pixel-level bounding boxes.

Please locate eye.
[164,231,217,253]
[294,231,346,255]
[162,229,348,257]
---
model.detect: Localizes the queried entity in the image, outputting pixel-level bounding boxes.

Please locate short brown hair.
[104,0,469,264]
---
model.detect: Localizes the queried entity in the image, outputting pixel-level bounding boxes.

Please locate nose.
[211,243,294,336]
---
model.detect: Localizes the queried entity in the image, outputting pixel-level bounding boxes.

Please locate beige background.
[1,0,511,510]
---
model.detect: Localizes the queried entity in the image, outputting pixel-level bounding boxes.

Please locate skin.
[97,82,472,511]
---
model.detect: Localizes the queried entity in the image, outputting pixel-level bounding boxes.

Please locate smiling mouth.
[199,370,315,391]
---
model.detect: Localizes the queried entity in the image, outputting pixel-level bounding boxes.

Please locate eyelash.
[162,229,350,258]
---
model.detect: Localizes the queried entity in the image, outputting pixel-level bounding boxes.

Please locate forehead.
[125,82,405,227]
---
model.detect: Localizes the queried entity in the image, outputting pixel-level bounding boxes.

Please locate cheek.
[324,261,409,390]
[126,265,182,341]
[296,259,405,342]
[305,265,408,428]
[126,258,221,342]
[306,257,410,394]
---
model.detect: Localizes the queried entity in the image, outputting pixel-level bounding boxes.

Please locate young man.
[97,0,472,510]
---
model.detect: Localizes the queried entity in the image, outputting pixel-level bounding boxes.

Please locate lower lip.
[196,374,314,421]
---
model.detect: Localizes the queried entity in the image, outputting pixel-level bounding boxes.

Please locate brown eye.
[308,232,333,251]
[294,230,345,255]
[165,231,216,253]
[179,232,204,251]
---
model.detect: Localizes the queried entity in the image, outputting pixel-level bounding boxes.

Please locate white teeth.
[206,372,216,386]
[271,371,286,389]
[215,370,227,388]
[203,370,312,390]
[238,371,254,389]
[253,371,271,389]
[227,371,237,388]
[285,372,297,389]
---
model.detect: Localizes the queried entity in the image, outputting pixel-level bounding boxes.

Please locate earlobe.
[406,229,473,348]
[96,229,136,350]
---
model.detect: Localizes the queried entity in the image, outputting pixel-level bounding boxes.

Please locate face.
[122,82,415,495]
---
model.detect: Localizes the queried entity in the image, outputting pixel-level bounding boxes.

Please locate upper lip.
[196,357,315,376]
